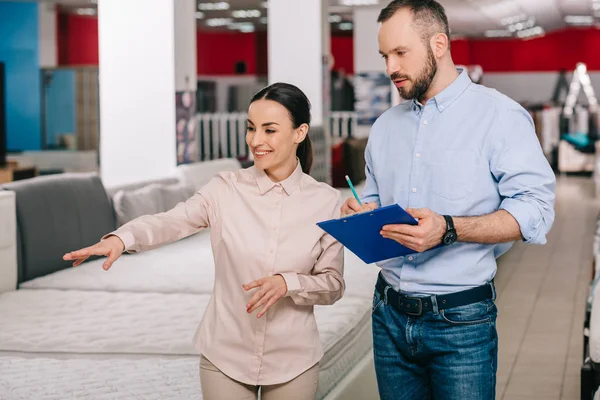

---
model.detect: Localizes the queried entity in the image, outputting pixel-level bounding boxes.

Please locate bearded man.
[340,1,556,399]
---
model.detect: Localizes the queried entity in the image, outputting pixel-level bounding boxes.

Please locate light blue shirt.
[361,69,556,295]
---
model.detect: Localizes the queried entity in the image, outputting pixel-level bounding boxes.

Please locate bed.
[0,171,379,400]
[0,288,375,399]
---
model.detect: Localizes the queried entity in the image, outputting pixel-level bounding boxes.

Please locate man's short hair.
[378,0,451,48]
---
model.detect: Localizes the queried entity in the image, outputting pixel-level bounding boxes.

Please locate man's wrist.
[441,215,458,245]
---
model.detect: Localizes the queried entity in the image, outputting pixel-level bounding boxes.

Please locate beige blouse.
[108,163,345,385]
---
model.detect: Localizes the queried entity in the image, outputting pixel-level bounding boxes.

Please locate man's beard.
[392,47,438,102]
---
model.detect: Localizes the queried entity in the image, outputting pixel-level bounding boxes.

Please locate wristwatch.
[441,215,457,245]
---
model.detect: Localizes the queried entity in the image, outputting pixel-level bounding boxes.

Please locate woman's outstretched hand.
[62,235,125,270]
[243,275,288,318]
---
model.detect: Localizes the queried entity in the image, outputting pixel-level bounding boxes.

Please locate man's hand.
[340,197,378,216]
[243,275,288,318]
[381,208,447,253]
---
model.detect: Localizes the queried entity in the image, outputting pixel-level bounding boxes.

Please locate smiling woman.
[63,81,345,400]
[246,82,314,179]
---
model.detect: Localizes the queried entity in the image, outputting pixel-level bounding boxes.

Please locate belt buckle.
[404,297,423,316]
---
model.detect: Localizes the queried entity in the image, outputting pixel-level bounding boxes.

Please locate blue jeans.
[372,283,498,400]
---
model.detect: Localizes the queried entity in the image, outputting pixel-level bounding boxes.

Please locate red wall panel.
[331,35,354,74]
[450,39,471,66]
[57,16,600,74]
[467,28,600,72]
[58,14,99,65]
[196,30,257,75]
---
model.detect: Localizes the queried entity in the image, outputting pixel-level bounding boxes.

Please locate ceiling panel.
[46,0,600,38]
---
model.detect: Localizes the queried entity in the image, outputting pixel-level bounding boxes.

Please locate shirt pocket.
[431,149,476,201]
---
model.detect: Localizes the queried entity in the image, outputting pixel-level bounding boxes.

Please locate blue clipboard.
[317,204,418,264]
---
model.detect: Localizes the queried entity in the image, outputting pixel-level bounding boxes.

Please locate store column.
[38,1,57,68]
[353,6,398,138]
[268,0,332,183]
[98,0,197,187]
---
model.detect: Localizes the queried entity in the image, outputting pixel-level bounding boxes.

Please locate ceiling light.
[339,0,378,6]
[484,30,512,38]
[339,22,354,30]
[232,9,261,18]
[206,18,232,27]
[516,26,544,39]
[261,1,268,8]
[500,14,528,26]
[198,2,230,11]
[229,22,255,32]
[260,17,268,24]
[196,11,205,19]
[329,15,343,23]
[565,15,594,25]
[75,8,96,16]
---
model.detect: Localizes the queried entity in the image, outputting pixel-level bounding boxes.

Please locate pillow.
[112,184,165,227]
[176,158,241,191]
[112,183,197,227]
[159,183,197,210]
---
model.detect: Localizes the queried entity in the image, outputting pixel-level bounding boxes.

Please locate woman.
[63,82,345,400]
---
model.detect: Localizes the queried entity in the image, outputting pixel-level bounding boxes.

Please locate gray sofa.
[0,158,242,290]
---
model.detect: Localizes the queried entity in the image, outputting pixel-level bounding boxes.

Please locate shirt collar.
[254,159,303,196]
[410,67,472,113]
[432,68,471,112]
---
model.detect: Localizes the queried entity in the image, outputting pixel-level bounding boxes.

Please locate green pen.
[345,175,363,207]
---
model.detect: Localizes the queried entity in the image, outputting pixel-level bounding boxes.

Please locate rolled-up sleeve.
[490,107,556,245]
[361,138,382,206]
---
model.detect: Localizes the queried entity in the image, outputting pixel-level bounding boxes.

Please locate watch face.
[443,230,457,245]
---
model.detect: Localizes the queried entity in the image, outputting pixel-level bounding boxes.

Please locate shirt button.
[423,120,428,125]
[407,256,414,261]
[411,188,417,193]
[415,153,421,158]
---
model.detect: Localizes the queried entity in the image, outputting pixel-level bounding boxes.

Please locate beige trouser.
[200,355,319,400]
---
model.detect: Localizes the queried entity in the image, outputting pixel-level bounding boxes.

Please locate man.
[341,1,555,399]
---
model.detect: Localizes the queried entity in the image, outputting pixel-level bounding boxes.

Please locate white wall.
[268,0,327,126]
[38,2,57,68]
[98,0,177,187]
[482,72,600,105]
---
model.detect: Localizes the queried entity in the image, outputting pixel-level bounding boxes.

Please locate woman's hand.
[62,235,125,270]
[243,275,288,318]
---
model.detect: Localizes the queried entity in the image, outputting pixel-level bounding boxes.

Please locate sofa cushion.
[112,183,196,226]
[2,173,116,283]
[176,158,241,191]
[159,183,197,210]
[0,191,17,291]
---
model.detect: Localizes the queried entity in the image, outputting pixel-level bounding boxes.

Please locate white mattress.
[0,355,202,400]
[0,289,372,399]
[21,232,217,294]
[21,237,379,299]
[0,288,369,356]
[0,290,207,355]
[0,349,373,400]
